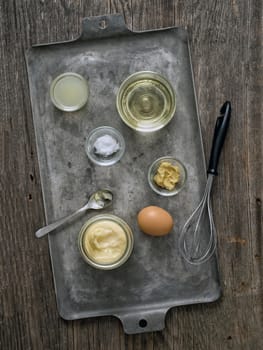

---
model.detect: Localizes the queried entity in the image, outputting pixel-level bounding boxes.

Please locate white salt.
[93,134,120,157]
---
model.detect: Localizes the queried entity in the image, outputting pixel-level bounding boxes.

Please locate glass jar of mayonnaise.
[78,214,134,270]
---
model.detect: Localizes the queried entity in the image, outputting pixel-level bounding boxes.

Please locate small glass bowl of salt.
[85,126,125,166]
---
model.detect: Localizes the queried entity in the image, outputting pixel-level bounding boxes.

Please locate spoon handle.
[35,206,87,238]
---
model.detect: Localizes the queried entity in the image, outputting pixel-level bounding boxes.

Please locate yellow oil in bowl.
[116,71,176,132]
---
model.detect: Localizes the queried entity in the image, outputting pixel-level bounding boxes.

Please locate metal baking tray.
[26,14,221,334]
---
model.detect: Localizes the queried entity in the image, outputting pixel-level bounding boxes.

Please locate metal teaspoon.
[35,189,113,238]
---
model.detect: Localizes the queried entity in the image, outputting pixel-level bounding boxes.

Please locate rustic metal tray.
[26,14,221,334]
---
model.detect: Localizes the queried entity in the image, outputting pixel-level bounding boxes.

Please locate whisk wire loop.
[179,175,217,265]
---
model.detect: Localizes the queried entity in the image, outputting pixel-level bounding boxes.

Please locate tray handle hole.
[139,319,147,328]
[99,19,108,30]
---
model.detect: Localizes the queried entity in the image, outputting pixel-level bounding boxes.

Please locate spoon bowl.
[86,189,113,210]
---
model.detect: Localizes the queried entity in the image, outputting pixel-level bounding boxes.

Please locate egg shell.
[137,206,174,236]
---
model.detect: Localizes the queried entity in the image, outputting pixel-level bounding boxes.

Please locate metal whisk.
[179,101,231,265]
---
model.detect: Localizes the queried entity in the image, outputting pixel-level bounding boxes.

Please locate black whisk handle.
[207,101,231,175]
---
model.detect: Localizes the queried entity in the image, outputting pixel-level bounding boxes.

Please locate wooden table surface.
[1,1,262,349]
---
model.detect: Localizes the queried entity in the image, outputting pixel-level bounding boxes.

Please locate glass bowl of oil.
[116,71,176,132]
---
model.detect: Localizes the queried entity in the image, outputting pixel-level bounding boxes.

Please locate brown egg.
[137,206,174,236]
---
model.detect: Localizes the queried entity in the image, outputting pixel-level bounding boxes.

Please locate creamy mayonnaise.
[83,220,127,264]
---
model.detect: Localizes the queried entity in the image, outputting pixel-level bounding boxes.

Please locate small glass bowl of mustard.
[148,156,187,196]
[78,214,134,270]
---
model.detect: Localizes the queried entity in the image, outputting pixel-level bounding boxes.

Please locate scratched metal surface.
[26,14,220,334]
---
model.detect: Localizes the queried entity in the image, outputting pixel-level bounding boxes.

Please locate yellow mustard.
[82,220,127,264]
[154,161,180,190]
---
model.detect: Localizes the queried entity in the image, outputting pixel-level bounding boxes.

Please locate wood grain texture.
[0,0,262,349]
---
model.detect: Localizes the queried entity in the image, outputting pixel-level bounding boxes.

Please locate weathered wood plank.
[110,0,132,29]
